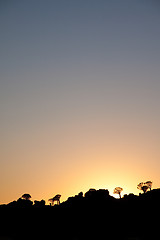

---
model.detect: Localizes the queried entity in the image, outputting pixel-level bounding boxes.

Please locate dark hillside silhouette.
[1,188,160,240]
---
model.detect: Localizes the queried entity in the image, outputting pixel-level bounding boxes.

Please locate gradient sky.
[1,0,160,204]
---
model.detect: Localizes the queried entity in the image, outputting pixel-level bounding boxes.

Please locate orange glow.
[1,1,160,205]
[1,133,160,204]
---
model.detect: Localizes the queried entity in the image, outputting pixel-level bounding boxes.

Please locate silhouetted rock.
[84,188,109,201]
[17,198,33,207]
[7,198,33,208]
[34,199,45,207]
[1,188,160,240]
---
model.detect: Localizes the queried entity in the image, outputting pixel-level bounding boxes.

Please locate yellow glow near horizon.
[1,142,159,204]
[1,0,160,207]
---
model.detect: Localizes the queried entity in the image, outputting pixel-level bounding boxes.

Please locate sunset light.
[1,0,160,208]
[1,1,160,239]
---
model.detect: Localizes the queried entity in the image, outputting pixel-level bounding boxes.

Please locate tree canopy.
[21,193,31,200]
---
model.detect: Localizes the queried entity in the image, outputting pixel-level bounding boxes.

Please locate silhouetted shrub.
[21,193,31,200]
[17,198,33,207]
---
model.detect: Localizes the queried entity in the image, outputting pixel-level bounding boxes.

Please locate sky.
[1,0,160,204]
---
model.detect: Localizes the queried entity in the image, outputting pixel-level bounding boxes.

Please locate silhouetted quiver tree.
[137,182,144,192]
[141,185,148,193]
[48,194,61,206]
[137,181,153,193]
[145,181,152,191]
[113,187,123,198]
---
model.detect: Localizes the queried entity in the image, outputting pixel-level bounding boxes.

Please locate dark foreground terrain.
[1,188,160,240]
